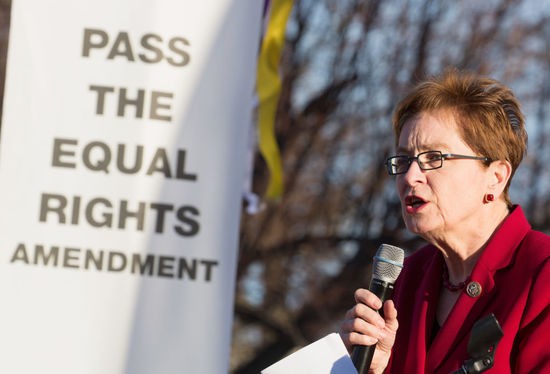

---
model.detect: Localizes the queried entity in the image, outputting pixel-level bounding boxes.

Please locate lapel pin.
[466,281,482,298]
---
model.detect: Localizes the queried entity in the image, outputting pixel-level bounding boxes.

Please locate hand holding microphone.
[340,244,404,374]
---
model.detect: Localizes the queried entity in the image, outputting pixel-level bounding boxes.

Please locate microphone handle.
[351,279,394,374]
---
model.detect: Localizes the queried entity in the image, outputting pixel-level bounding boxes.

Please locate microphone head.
[372,244,404,283]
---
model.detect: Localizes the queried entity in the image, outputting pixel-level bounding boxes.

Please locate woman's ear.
[488,159,512,196]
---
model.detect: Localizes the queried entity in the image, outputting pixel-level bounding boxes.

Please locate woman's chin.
[404,218,434,236]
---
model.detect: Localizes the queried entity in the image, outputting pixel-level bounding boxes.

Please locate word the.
[11,243,218,282]
[52,138,198,181]
[89,85,173,122]
[40,193,200,237]
[82,28,191,67]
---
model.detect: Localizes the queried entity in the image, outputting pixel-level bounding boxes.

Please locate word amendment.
[11,243,218,282]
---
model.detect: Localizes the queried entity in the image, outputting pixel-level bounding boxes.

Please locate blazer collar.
[426,205,530,372]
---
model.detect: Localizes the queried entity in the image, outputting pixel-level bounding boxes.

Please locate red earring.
[485,193,494,203]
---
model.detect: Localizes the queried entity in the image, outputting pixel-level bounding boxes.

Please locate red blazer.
[386,206,550,373]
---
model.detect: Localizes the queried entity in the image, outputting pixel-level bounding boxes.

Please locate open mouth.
[405,195,426,209]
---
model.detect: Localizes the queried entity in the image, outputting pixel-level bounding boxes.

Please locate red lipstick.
[404,195,427,214]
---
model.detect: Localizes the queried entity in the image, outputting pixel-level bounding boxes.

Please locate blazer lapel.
[404,251,442,373]
[426,207,530,372]
[426,264,498,372]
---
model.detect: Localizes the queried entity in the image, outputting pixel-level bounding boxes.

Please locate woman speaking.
[339,70,550,373]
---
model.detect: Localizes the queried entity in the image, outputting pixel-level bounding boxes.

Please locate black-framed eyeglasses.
[386,150,491,175]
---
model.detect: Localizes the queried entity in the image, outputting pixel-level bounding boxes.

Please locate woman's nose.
[400,159,425,185]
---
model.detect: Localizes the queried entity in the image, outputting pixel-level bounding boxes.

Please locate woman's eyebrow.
[395,143,449,154]
[395,147,410,154]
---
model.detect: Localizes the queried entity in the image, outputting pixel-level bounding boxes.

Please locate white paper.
[261,333,358,374]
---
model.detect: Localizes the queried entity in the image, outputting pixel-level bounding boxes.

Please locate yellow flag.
[256,0,293,199]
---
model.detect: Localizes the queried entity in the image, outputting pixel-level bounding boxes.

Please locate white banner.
[0,1,262,373]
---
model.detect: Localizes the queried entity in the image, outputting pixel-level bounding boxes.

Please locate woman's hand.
[339,288,399,374]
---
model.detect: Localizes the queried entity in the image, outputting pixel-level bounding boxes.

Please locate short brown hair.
[392,69,527,206]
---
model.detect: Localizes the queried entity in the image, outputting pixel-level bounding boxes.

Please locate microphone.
[351,244,405,374]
